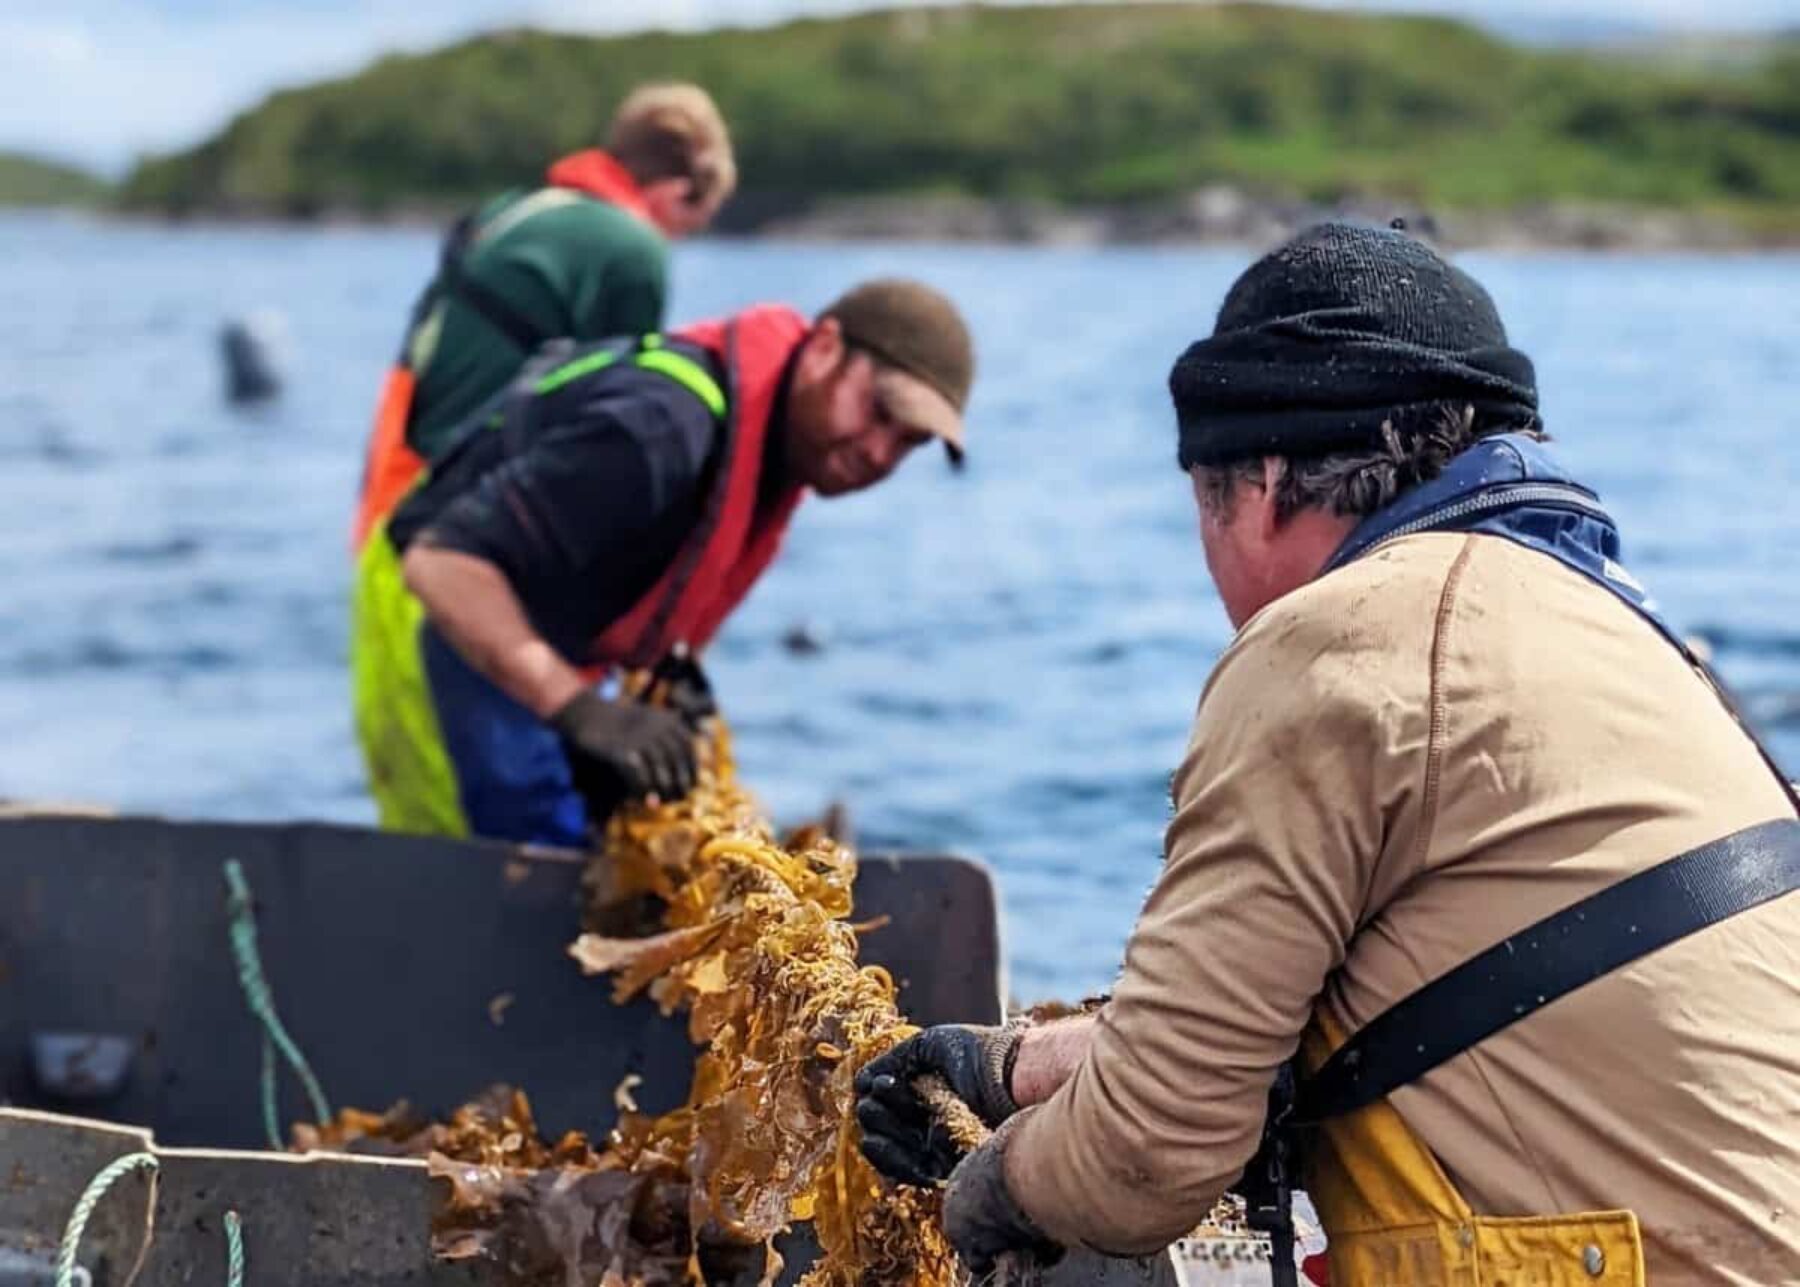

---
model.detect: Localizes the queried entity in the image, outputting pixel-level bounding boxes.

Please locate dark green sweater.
[404,187,668,459]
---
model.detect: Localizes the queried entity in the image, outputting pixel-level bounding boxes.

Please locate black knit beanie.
[1170,223,1539,469]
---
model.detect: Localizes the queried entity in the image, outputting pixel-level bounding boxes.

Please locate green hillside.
[118,4,1800,231]
[0,152,109,207]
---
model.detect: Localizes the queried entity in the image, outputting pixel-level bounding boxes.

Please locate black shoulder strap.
[434,209,556,353]
[1297,816,1800,1124]
[492,338,584,456]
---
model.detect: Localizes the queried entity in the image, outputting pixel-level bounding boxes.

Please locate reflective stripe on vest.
[588,304,810,671]
[531,334,726,416]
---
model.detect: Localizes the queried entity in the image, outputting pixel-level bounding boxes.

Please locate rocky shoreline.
[36,184,1792,252]
[727,185,1789,252]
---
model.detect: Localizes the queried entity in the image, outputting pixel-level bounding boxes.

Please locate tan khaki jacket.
[1005,532,1800,1285]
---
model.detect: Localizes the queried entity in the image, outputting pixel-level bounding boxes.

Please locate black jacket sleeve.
[416,370,718,658]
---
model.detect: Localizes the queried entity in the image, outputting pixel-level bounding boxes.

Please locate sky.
[2,0,1794,175]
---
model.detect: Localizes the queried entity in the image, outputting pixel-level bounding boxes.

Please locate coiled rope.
[55,1152,245,1287]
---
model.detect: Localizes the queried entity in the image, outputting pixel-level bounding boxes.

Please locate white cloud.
[0,0,1791,176]
[0,1,489,172]
[0,17,97,66]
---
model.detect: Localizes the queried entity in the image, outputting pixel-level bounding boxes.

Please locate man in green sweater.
[353,82,736,546]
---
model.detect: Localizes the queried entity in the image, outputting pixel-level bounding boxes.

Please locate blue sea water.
[1,211,1795,999]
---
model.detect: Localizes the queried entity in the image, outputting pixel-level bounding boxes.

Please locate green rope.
[56,1152,245,1287]
[225,1210,245,1287]
[56,1152,155,1287]
[223,859,331,1148]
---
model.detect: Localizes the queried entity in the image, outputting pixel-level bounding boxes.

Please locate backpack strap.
[434,209,554,353]
[1297,817,1800,1123]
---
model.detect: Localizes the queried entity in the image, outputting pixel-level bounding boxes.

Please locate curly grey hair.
[1192,402,1548,523]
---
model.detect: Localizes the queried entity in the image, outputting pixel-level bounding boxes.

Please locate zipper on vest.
[1341,483,1610,567]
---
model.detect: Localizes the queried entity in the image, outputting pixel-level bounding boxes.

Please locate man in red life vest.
[350,280,974,845]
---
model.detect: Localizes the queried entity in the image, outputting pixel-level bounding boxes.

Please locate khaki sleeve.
[1001,575,1436,1254]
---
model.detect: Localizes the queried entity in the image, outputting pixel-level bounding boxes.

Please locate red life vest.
[590,304,810,670]
[543,149,653,223]
[351,151,654,552]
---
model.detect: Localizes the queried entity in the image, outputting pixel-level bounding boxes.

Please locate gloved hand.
[942,1112,1064,1277]
[551,689,698,810]
[853,1024,1022,1187]
[649,648,718,729]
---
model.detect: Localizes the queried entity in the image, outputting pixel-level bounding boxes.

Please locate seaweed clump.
[568,731,963,1287]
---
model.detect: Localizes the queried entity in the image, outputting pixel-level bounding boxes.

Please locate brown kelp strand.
[302,725,961,1286]
[292,1087,704,1283]
[570,728,963,1287]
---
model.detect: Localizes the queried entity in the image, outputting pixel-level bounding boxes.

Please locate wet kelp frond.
[301,727,956,1285]
[570,731,962,1287]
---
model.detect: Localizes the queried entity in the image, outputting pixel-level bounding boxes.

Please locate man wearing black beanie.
[859,224,1800,1286]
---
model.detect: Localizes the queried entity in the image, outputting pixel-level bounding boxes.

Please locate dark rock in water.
[780,622,827,656]
[219,312,287,402]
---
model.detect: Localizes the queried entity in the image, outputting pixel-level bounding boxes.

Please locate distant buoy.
[781,622,827,657]
[220,311,289,403]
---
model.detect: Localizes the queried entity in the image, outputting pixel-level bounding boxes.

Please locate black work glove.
[649,648,718,729]
[551,689,698,811]
[853,1024,1022,1187]
[943,1111,1064,1277]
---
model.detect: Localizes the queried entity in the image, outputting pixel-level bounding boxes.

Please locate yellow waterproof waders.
[1302,1012,1646,1286]
[350,520,467,836]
